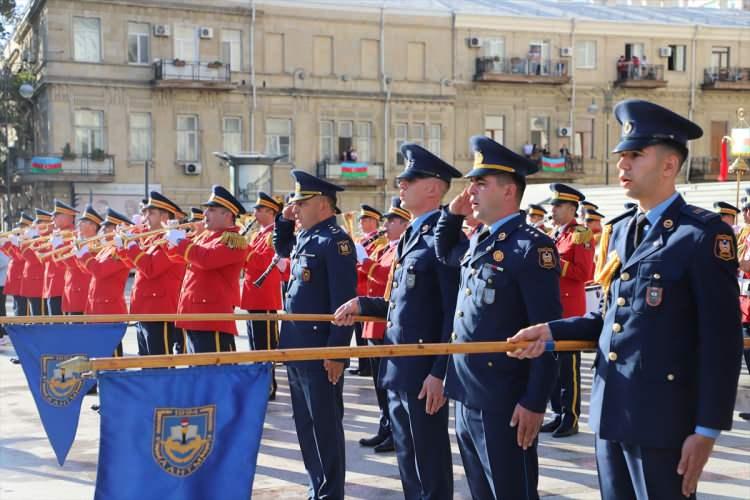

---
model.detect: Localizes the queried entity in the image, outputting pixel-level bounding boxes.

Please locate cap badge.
[473,151,484,167]
[623,121,633,135]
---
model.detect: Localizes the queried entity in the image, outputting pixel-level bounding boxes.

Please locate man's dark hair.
[491,172,526,204]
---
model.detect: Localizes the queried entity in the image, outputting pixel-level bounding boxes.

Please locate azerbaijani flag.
[542,156,566,173]
[31,157,63,173]
[341,162,368,178]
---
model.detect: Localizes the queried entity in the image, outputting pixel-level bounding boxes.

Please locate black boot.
[359,432,388,447]
[552,416,579,438]
[540,415,561,433]
[373,435,395,453]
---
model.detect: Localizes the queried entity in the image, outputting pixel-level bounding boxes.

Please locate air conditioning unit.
[659,47,672,58]
[153,24,170,37]
[183,163,202,175]
[560,47,573,57]
[467,37,482,48]
[199,27,213,39]
[557,126,572,137]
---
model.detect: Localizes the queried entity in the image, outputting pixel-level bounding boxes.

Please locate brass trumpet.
[121,221,195,242]
[341,211,356,238]
[0,227,25,238]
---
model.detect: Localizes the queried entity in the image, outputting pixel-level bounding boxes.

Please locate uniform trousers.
[287,364,345,499]
[367,339,390,437]
[388,390,453,500]
[46,296,63,316]
[246,310,279,393]
[550,352,581,427]
[455,400,539,500]
[595,434,696,500]
[28,297,45,316]
[137,322,184,355]
[184,330,236,353]
[12,296,28,317]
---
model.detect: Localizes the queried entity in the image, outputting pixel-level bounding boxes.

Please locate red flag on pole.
[718,137,729,182]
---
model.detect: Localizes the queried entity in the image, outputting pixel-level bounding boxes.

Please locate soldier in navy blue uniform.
[508,99,743,499]
[334,144,462,500]
[434,135,561,499]
[274,170,357,500]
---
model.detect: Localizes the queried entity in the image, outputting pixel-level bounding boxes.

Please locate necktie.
[477,227,491,243]
[633,212,648,249]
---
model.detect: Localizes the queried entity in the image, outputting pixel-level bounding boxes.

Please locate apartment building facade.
[4,0,749,217]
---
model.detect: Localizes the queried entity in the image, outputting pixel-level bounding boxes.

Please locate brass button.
[621,272,631,281]
[612,323,622,333]
[457,311,464,317]
[465,288,472,296]
[608,352,618,361]
[418,338,423,343]
[487,278,493,285]
[389,302,395,309]
[666,373,675,381]
[616,297,626,306]
[392,281,398,288]
[312,325,318,331]
[487,361,493,367]
[653,273,661,279]
[387,321,393,327]
[395,263,401,269]
[152,292,157,296]
[202,299,206,303]
[451,333,457,341]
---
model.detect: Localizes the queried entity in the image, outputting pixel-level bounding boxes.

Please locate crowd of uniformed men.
[0,98,747,500]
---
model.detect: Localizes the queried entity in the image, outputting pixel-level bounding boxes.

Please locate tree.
[0,1,19,46]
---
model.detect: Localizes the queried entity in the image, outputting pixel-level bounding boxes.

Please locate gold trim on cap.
[209,194,239,215]
[360,209,381,220]
[528,208,546,217]
[256,199,280,212]
[552,192,581,202]
[719,208,738,216]
[388,207,412,220]
[585,214,604,221]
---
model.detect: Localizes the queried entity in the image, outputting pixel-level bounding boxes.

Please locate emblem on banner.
[40,354,85,407]
[153,405,216,477]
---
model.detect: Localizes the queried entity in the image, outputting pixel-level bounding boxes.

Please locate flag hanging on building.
[94,364,271,500]
[341,161,368,178]
[541,156,566,173]
[6,323,127,465]
[30,156,64,173]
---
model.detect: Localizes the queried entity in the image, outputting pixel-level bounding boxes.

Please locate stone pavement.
[1,324,749,499]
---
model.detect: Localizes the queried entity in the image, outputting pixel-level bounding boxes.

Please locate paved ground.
[1,322,749,499]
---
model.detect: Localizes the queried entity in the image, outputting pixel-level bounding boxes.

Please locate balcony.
[614,62,667,89]
[14,154,115,183]
[702,67,750,91]
[315,161,387,188]
[474,57,570,85]
[153,59,236,90]
[528,155,586,182]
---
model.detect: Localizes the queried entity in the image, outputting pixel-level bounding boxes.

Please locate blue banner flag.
[95,364,271,500]
[6,323,127,465]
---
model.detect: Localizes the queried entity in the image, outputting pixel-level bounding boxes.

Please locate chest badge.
[492,250,504,263]
[538,247,556,269]
[337,240,352,256]
[646,286,663,307]
[714,234,735,261]
[497,232,507,241]
[302,268,311,282]
[421,224,430,234]
[662,219,674,229]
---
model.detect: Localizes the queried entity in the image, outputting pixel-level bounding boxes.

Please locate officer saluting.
[273,170,357,500]
[436,136,561,499]
[335,144,462,500]
[509,99,743,499]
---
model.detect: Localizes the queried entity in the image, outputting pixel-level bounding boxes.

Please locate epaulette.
[220,231,248,250]
[606,207,637,227]
[681,204,720,225]
[572,226,593,245]
[265,232,273,247]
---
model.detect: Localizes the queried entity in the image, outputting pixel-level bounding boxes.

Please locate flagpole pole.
[64,340,600,373]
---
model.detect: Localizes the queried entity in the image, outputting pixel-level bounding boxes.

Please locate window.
[529,116,549,150]
[575,40,596,69]
[265,118,291,157]
[128,113,151,161]
[128,22,150,64]
[482,38,505,73]
[356,122,371,162]
[428,125,441,156]
[320,120,334,161]
[410,124,425,146]
[74,110,104,155]
[174,26,197,62]
[484,115,504,143]
[711,46,730,70]
[223,117,242,153]
[667,45,686,72]
[73,17,101,62]
[176,115,199,161]
[338,121,353,159]
[625,43,644,61]
[395,123,407,165]
[221,29,241,71]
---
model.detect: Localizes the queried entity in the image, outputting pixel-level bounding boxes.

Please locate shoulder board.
[681,204,720,225]
[606,207,637,227]
[219,231,248,250]
[572,226,593,245]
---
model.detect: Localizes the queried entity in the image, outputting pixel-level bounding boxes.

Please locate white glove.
[132,214,144,225]
[165,229,186,247]
[113,235,124,249]
[276,258,289,273]
[25,227,39,238]
[51,235,64,248]
[76,244,90,258]
[9,235,20,246]
[354,243,368,264]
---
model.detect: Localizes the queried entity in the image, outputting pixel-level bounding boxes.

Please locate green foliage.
[62,143,76,160]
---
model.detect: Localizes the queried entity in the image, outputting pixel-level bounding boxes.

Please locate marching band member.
[58,205,102,315]
[713,201,740,230]
[527,203,549,233]
[0,213,33,316]
[41,200,77,315]
[21,209,53,316]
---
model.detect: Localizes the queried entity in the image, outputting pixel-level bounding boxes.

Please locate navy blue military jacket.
[435,209,562,413]
[359,210,461,393]
[274,215,357,367]
[550,196,742,449]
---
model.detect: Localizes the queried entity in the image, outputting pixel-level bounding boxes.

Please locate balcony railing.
[153,59,234,89]
[686,156,720,182]
[316,161,386,186]
[14,154,115,180]
[703,66,750,90]
[615,62,666,88]
[474,57,570,84]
